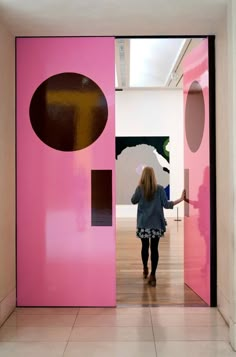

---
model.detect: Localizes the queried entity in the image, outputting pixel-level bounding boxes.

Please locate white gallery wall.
[228,0,236,346]
[0,22,15,326]
[115,89,184,218]
[215,17,231,325]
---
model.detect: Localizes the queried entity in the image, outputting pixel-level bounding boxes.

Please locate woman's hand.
[173,190,186,206]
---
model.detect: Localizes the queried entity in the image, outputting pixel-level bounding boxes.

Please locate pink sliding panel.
[183,39,210,305]
[17,37,116,306]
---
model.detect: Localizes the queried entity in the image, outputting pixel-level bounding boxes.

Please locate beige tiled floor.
[0,306,234,356]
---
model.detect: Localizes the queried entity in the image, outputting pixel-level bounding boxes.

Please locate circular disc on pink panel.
[29,72,108,151]
[185,80,205,153]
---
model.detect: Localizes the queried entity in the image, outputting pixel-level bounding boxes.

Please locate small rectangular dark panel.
[91,170,112,226]
[184,169,189,217]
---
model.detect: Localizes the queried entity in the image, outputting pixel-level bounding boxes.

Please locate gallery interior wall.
[215,17,231,325]
[226,1,236,346]
[0,22,15,326]
[115,89,184,218]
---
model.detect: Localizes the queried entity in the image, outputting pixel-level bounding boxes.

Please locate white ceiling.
[0,0,227,36]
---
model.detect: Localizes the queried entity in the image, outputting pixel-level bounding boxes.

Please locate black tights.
[141,238,160,275]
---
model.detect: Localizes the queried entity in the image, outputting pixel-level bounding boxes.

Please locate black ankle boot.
[148,274,156,286]
[143,267,149,279]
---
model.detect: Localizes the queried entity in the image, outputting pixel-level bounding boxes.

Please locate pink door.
[183,38,215,306]
[16,37,116,306]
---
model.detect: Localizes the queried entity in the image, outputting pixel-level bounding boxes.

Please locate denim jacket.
[131,185,174,231]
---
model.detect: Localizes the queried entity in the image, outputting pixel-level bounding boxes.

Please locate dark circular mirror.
[185,80,205,153]
[29,72,108,151]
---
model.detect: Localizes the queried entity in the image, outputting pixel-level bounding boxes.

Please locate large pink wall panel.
[16,37,116,306]
[183,39,210,305]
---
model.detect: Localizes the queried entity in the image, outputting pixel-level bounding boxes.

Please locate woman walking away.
[131,166,185,287]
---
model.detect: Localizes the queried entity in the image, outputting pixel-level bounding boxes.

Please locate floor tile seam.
[149,309,220,312]
[0,341,68,345]
[1,324,77,328]
[155,339,230,344]
[69,332,154,341]
[69,309,82,330]
[150,307,158,357]
[11,313,78,316]
[62,340,69,357]
[72,325,153,329]
[150,314,225,318]
[151,323,228,327]
[3,323,153,328]
[74,315,150,318]
[73,324,153,328]
[68,338,155,342]
[154,338,229,342]
[60,337,229,343]
[75,314,153,322]
[6,320,226,327]
[77,313,151,315]
[0,338,70,343]
[63,338,230,343]
[66,310,79,342]
[150,316,224,320]
[150,312,218,314]
[9,313,78,323]
[150,305,220,310]
[75,308,80,321]
[66,341,170,346]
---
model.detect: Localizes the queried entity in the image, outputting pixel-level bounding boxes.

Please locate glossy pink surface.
[183,39,210,305]
[17,38,116,306]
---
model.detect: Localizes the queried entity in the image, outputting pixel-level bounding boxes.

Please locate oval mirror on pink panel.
[185,80,205,153]
[29,72,108,151]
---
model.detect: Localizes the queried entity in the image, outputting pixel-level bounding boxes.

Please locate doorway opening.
[115,36,216,307]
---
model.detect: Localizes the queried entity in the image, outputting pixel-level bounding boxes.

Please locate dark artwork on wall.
[91,170,112,226]
[116,136,170,204]
[29,72,108,151]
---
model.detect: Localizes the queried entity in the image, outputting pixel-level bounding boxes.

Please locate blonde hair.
[139,166,157,201]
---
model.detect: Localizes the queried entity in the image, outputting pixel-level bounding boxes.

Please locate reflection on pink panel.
[183,39,210,305]
[17,38,115,306]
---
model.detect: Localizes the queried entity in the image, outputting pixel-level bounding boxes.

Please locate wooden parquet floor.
[116,218,207,306]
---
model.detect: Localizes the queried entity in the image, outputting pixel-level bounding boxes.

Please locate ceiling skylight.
[129,38,186,88]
